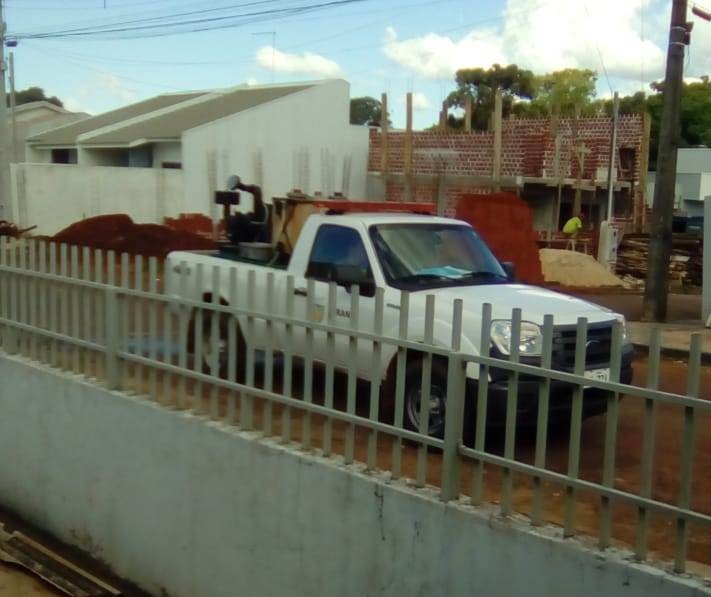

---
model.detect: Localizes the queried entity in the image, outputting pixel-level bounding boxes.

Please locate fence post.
[105,287,121,390]
[441,299,464,502]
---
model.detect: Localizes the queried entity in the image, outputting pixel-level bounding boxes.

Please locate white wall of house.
[25,145,52,163]
[153,141,182,167]
[181,80,369,220]
[678,148,711,174]
[10,163,184,234]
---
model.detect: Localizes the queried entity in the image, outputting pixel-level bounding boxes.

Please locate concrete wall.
[0,354,707,597]
[182,80,369,219]
[9,163,184,234]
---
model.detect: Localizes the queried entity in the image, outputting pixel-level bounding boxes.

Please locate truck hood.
[423,283,617,326]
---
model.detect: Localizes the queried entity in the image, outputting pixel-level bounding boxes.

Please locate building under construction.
[367,94,650,236]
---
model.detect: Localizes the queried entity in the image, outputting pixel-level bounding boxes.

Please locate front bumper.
[466,346,635,428]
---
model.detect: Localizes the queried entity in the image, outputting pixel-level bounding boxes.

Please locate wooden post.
[380,93,389,176]
[551,110,561,234]
[464,96,472,132]
[439,100,448,130]
[572,106,583,216]
[405,92,414,201]
[492,89,503,192]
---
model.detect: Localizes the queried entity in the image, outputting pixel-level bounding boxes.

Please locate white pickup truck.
[166,208,633,436]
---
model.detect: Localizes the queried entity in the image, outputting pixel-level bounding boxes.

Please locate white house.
[15,79,369,234]
[9,101,88,162]
[647,148,711,218]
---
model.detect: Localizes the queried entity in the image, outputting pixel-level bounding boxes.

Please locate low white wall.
[10,163,185,235]
[704,198,710,323]
[0,354,706,597]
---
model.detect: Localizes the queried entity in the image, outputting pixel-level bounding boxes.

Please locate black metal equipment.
[215,175,274,262]
[216,175,271,245]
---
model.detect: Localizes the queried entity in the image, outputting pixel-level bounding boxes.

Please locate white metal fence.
[0,238,709,576]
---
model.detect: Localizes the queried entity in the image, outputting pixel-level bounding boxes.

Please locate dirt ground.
[571,291,703,323]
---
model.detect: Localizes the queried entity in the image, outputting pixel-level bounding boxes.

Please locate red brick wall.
[368,114,645,183]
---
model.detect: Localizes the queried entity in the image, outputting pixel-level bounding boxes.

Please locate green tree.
[518,69,599,117]
[8,86,64,108]
[642,77,711,169]
[350,96,387,126]
[446,63,535,130]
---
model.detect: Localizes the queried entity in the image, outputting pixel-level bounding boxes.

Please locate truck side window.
[307,225,373,283]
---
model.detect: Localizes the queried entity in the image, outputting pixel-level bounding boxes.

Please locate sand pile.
[540,249,627,288]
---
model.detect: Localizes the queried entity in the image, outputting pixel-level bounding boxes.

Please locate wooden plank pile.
[616,233,703,287]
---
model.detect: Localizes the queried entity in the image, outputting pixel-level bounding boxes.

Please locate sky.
[3,0,711,129]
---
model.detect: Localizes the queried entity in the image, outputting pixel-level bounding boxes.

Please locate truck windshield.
[369,223,508,290]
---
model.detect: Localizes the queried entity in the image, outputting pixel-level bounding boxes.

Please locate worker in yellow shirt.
[562,212,583,251]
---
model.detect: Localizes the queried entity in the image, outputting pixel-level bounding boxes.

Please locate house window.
[161,161,182,169]
[51,148,77,164]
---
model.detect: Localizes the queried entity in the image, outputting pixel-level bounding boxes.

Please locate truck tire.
[402,358,449,439]
[187,310,246,382]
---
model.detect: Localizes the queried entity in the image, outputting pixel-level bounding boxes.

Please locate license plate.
[583,368,610,384]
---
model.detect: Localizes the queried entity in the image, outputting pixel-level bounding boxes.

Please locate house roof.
[26,91,205,146]
[11,101,74,116]
[27,82,318,148]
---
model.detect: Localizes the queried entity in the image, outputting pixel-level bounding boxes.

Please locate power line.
[12,0,368,40]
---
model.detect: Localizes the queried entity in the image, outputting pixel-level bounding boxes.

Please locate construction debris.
[616,233,703,288]
[540,249,628,288]
[0,524,121,596]
[53,214,216,259]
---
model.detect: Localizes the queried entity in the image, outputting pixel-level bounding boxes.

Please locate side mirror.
[501,261,515,282]
[226,174,241,190]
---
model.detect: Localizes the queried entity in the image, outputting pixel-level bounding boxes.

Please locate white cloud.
[95,72,137,104]
[383,0,671,88]
[383,26,505,79]
[398,91,431,112]
[62,71,137,114]
[412,91,430,110]
[255,46,342,78]
[246,77,259,86]
[63,97,92,115]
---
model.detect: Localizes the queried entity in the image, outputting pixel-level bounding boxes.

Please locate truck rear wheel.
[403,358,449,439]
[187,310,246,382]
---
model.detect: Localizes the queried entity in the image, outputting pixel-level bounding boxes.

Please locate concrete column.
[704,198,711,325]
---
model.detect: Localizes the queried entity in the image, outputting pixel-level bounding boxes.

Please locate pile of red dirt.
[164,213,224,239]
[53,214,217,259]
[456,193,544,285]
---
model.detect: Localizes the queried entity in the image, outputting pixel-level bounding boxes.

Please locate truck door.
[291,224,377,375]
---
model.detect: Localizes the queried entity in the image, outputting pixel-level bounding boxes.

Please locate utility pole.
[642,0,689,321]
[0,0,11,221]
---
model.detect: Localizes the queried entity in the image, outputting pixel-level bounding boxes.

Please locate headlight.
[490,320,543,356]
